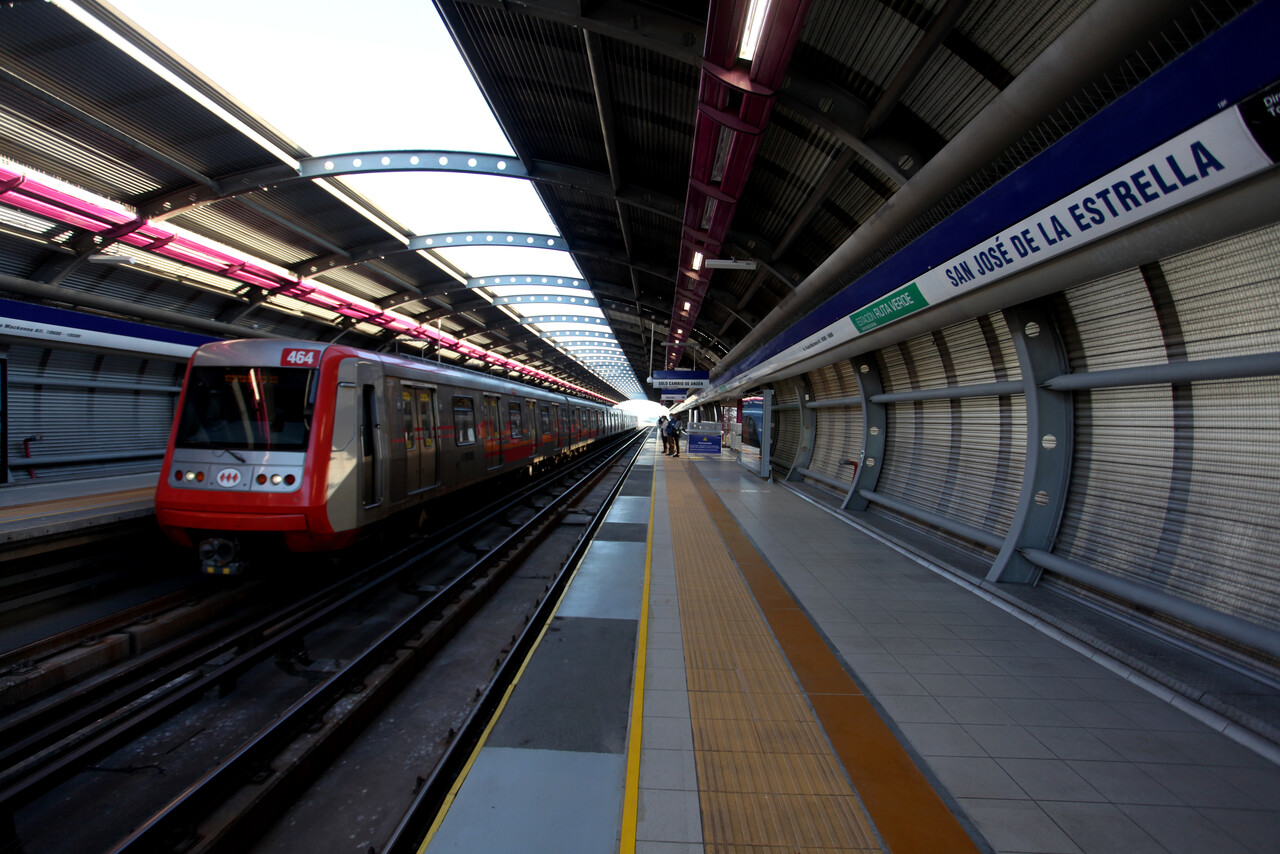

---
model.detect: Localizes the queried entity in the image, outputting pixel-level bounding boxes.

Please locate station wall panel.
[867,314,1026,562]
[1054,221,1280,633]
[805,360,863,490]
[4,344,181,481]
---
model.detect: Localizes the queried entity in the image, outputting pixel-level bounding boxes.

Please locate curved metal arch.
[535,329,616,338]
[516,314,611,327]
[137,152,684,223]
[470,274,593,291]
[294,231,572,278]
[492,293,599,309]
[295,233,669,283]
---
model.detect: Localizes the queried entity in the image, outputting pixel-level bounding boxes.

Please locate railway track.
[1,430,646,854]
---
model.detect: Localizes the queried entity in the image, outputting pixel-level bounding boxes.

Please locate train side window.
[361,385,378,457]
[539,404,551,437]
[453,396,476,445]
[508,402,523,438]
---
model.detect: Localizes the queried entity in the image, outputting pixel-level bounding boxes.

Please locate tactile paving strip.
[665,463,883,853]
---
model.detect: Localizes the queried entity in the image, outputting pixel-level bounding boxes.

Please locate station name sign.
[721,78,1280,394]
[649,370,709,389]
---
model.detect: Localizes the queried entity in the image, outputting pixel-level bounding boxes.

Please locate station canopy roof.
[0,0,1250,402]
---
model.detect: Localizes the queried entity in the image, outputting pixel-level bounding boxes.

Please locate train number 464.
[282,348,320,367]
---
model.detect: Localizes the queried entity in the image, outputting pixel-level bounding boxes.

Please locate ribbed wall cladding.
[5,344,182,481]
[805,360,863,490]
[784,311,1026,562]
[768,380,802,471]
[1055,221,1280,632]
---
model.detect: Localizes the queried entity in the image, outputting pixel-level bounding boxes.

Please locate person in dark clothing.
[657,415,670,455]
[664,415,681,457]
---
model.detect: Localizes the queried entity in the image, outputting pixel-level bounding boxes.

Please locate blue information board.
[687,433,722,454]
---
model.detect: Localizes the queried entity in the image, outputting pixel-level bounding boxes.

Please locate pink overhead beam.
[0,167,610,401]
[667,0,811,370]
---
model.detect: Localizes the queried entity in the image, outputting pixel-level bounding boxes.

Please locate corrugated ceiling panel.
[0,102,166,198]
[744,117,843,243]
[0,4,279,177]
[903,50,997,141]
[965,0,1094,77]
[174,204,319,267]
[607,39,696,197]
[59,270,227,319]
[459,6,606,172]
[801,0,922,102]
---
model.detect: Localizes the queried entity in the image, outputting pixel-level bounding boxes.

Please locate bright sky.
[101,0,646,399]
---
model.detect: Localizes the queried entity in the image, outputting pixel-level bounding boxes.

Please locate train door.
[483,394,502,469]
[388,380,409,503]
[508,400,528,461]
[413,386,438,491]
[536,403,551,458]
[357,363,383,509]
[400,384,438,494]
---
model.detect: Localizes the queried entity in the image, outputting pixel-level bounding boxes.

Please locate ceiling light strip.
[0,165,616,402]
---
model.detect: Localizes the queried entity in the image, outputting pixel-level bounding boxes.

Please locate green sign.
[849,282,927,333]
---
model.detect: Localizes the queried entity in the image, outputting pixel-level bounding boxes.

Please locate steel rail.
[106,432,645,852]
[380,431,648,854]
[0,434,636,840]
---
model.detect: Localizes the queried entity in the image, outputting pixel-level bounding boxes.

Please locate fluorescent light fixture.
[87,253,136,265]
[683,301,691,311]
[704,258,757,270]
[55,1,301,171]
[692,251,704,271]
[738,0,771,62]
[417,250,468,284]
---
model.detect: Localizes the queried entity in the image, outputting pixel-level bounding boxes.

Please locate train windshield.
[175,366,316,452]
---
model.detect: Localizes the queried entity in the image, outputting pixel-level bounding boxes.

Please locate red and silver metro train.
[155,339,637,573]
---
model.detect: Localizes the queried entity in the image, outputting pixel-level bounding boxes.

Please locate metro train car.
[154,338,636,574]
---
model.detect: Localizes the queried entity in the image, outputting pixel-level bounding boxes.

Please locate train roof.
[190,339,619,408]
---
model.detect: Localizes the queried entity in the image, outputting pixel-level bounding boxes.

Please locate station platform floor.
[421,432,1280,854]
[0,473,156,548]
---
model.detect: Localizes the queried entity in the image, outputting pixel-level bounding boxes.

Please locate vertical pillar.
[843,357,886,512]
[0,348,7,484]
[987,300,1074,584]
[786,376,817,481]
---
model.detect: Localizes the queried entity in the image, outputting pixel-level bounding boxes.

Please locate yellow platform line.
[680,460,984,854]
[618,442,657,854]
[664,460,883,853]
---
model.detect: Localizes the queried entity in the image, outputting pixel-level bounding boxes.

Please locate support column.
[785,375,816,481]
[842,357,885,512]
[987,300,1074,584]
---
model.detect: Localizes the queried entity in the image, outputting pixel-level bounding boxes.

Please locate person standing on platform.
[665,414,681,457]
[657,415,670,455]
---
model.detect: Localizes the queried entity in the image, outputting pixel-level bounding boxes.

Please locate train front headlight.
[270,473,283,485]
